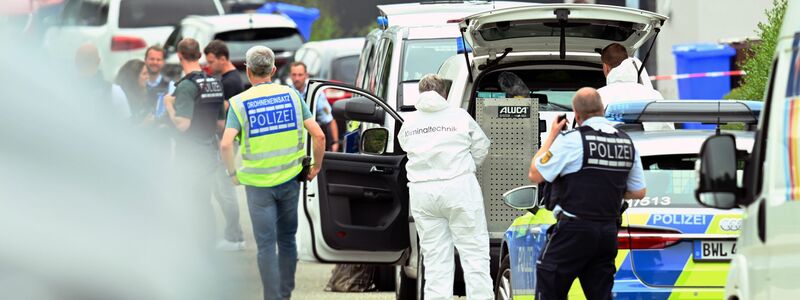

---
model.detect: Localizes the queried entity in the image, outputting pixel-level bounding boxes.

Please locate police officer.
[163,38,226,245]
[527,87,646,300]
[219,45,325,300]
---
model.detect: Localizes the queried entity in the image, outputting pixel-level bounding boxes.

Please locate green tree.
[725,0,787,101]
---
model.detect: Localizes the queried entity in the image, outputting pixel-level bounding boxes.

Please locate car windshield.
[535,90,575,110]
[119,0,218,28]
[634,154,744,208]
[214,28,304,60]
[401,39,458,82]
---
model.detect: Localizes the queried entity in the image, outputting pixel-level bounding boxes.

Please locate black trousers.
[535,218,618,300]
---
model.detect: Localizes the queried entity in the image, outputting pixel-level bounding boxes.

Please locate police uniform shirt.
[535,116,646,217]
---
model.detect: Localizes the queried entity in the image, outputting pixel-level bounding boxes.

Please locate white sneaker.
[216,239,245,251]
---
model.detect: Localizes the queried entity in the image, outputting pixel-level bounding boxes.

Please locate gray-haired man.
[219,45,325,300]
[398,74,492,300]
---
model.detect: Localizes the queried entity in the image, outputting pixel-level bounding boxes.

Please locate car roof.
[628,130,754,157]
[378,1,527,27]
[300,38,365,58]
[182,14,297,33]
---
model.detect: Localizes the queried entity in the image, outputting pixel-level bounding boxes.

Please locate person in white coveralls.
[398,74,492,300]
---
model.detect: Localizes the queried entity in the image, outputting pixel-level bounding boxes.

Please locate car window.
[401,39,457,82]
[297,48,322,77]
[60,0,108,26]
[331,55,359,84]
[356,42,374,88]
[214,28,304,62]
[635,154,744,208]
[375,39,393,101]
[479,20,636,42]
[119,0,219,28]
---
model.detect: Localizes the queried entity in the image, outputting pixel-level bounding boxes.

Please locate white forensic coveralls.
[598,57,673,130]
[398,91,492,300]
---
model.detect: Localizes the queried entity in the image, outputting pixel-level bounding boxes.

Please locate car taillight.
[111,36,147,52]
[325,89,347,99]
[618,227,682,249]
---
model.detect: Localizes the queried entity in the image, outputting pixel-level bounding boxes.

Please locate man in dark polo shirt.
[204,40,247,251]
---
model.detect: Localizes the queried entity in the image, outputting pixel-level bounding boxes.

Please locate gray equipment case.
[475,98,540,237]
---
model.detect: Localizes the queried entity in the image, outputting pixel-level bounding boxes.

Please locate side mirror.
[332,96,386,125]
[361,127,389,155]
[502,185,539,212]
[695,134,739,209]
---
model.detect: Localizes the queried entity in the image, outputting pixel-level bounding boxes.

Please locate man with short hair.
[599,43,670,130]
[398,74,492,300]
[143,45,174,120]
[290,61,339,152]
[203,39,246,251]
[220,45,326,300]
[164,38,226,245]
[598,43,663,106]
[528,87,647,299]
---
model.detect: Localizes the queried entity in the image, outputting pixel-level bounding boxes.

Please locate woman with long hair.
[115,59,150,123]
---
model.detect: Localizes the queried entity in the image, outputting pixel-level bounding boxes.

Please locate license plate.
[693,240,737,261]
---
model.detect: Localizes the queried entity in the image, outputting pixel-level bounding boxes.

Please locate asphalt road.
[215,186,395,300]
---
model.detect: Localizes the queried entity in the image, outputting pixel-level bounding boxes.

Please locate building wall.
[654,0,774,99]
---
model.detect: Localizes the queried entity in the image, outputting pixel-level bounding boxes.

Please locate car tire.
[395,265,416,300]
[375,265,396,291]
[494,254,512,300]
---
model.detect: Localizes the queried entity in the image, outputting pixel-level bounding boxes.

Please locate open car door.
[302,81,409,263]
[459,4,667,66]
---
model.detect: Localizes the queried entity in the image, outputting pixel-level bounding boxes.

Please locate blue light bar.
[376,16,388,29]
[456,36,472,54]
[605,100,763,124]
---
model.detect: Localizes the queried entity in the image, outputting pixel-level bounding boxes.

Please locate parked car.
[694,1,800,298]
[163,13,303,84]
[294,37,364,105]
[43,0,224,80]
[498,100,760,299]
[295,4,666,299]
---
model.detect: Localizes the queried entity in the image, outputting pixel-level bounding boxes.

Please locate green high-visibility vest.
[230,83,306,187]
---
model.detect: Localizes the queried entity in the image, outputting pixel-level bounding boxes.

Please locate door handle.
[369,166,394,175]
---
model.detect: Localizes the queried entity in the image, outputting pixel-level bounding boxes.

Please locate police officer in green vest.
[219,45,325,300]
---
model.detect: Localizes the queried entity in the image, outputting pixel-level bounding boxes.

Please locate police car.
[496,100,761,300]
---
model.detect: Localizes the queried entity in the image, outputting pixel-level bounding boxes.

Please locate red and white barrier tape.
[649,70,746,81]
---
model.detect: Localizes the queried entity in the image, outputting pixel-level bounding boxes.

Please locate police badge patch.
[540,151,553,164]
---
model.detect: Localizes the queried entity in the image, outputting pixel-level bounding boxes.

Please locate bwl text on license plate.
[693,240,736,261]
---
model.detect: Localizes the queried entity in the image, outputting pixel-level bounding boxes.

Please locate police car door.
[301,80,409,263]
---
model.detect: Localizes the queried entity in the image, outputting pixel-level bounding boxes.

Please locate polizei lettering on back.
[497,106,530,119]
[244,93,298,138]
[584,134,634,169]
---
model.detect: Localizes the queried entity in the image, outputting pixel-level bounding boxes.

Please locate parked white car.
[43,0,224,81]
[163,13,303,82]
[298,4,667,300]
[694,1,800,299]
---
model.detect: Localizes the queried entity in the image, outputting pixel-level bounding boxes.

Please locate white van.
[299,4,666,300]
[694,2,800,299]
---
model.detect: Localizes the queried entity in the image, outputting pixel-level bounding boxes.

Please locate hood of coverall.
[606,57,644,85]
[415,91,449,113]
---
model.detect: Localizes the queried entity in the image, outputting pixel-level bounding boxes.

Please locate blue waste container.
[672,43,736,129]
[257,2,320,41]
[672,43,736,99]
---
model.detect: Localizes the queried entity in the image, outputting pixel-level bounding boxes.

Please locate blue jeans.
[245,178,300,300]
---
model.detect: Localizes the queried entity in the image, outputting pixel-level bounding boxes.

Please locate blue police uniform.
[533,116,645,300]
